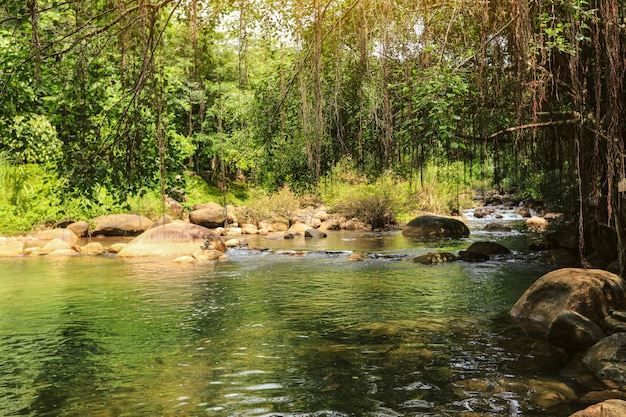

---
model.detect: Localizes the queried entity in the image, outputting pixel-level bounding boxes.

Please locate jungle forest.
[0,0,625,266]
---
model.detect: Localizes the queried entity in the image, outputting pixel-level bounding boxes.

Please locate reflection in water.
[0,231,578,417]
[30,306,110,416]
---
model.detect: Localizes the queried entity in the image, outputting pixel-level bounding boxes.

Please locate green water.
[0,230,579,416]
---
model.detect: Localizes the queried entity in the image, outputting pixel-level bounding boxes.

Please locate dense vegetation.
[0,1,624,266]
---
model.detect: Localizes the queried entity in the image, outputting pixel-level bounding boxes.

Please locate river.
[0,217,584,417]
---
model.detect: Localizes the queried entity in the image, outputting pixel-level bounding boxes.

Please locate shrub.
[238,185,301,225]
[326,173,400,230]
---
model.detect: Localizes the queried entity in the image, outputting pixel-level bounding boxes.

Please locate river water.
[0,217,585,417]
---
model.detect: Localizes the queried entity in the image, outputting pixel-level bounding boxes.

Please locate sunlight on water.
[0,231,577,417]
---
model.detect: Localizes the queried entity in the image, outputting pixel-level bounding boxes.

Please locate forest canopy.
[0,0,624,248]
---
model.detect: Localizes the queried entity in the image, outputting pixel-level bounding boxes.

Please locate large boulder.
[91,214,153,236]
[189,202,234,228]
[402,215,469,239]
[67,221,90,237]
[510,268,626,337]
[583,333,626,390]
[0,240,25,256]
[569,399,626,417]
[35,228,79,245]
[117,221,225,257]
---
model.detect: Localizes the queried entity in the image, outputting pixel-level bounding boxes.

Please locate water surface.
[0,226,581,416]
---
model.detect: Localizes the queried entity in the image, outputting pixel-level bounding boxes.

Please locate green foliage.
[0,114,62,164]
[0,155,65,234]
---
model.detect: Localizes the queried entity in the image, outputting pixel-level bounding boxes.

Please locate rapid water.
[0,222,582,417]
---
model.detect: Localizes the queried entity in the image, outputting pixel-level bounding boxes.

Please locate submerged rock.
[305,228,327,238]
[347,252,370,262]
[458,250,490,262]
[402,215,469,239]
[409,252,458,264]
[484,222,512,232]
[466,241,511,255]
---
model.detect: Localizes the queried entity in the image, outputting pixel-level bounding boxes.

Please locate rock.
[528,378,577,409]
[577,390,626,406]
[67,221,90,237]
[347,252,370,262]
[91,214,153,236]
[483,222,512,232]
[458,250,490,262]
[46,249,79,256]
[225,238,247,248]
[510,268,626,337]
[342,218,369,231]
[81,242,105,255]
[117,221,225,257]
[241,223,258,234]
[149,216,172,229]
[526,217,549,232]
[313,210,329,221]
[23,247,40,256]
[583,333,626,389]
[192,249,228,262]
[409,252,458,264]
[41,238,72,254]
[549,310,605,350]
[35,228,79,245]
[605,310,626,333]
[107,243,127,254]
[189,202,229,228]
[538,248,581,266]
[568,399,626,417]
[305,228,327,238]
[283,232,295,239]
[466,241,511,255]
[224,227,242,235]
[402,215,469,239]
[172,256,195,264]
[319,218,341,231]
[473,208,485,218]
[266,217,289,232]
[288,223,312,235]
[0,241,24,256]
[274,250,306,257]
[165,197,184,220]
[515,206,533,218]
